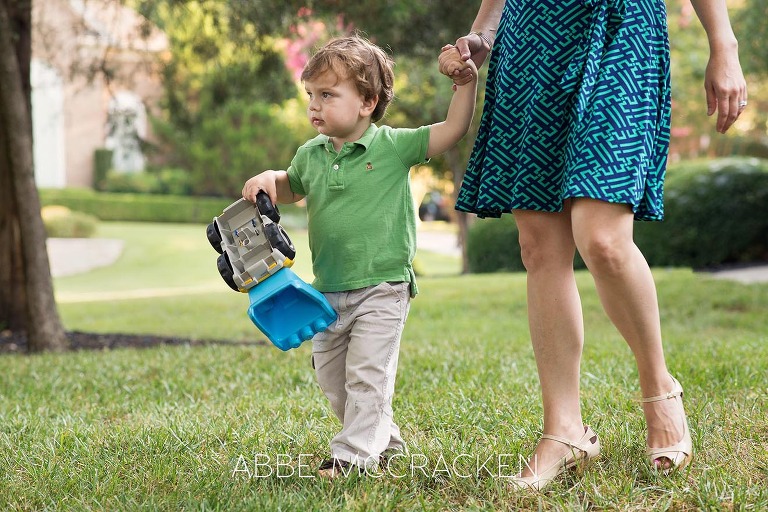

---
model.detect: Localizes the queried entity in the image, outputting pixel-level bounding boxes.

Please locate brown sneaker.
[317,458,362,479]
[379,448,403,470]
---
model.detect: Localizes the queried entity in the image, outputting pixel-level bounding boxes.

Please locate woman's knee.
[513,209,577,272]
[577,233,632,276]
[518,229,574,272]
[518,231,544,271]
[570,198,638,276]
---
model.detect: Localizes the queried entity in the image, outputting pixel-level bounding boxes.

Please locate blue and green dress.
[455,0,671,221]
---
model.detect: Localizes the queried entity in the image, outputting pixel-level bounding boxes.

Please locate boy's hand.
[243,172,278,205]
[439,45,474,83]
[439,46,478,90]
[243,170,303,205]
[439,46,466,75]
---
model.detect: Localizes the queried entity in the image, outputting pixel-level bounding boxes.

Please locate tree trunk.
[0,123,27,333]
[444,146,473,274]
[0,0,67,352]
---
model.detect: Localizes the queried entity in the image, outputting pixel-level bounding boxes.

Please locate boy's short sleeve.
[285,158,306,196]
[387,125,430,169]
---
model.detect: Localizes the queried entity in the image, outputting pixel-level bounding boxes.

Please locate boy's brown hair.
[301,35,395,122]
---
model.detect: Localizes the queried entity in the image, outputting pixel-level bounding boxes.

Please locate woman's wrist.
[708,35,738,54]
[469,28,495,50]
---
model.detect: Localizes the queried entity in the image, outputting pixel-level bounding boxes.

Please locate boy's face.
[304,70,377,147]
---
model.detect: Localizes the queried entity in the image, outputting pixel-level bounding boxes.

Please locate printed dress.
[455,0,671,221]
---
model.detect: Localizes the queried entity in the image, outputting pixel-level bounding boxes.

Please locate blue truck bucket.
[247,267,337,351]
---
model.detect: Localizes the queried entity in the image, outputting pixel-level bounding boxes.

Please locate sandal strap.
[641,375,683,403]
[641,389,682,403]
[540,432,592,453]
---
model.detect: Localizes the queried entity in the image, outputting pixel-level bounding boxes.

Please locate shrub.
[41,205,98,238]
[100,168,194,196]
[101,171,162,194]
[465,157,768,273]
[155,168,193,196]
[635,157,768,268]
[93,148,113,190]
[466,216,524,273]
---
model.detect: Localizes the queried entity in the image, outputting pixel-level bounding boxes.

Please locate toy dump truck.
[206,194,336,351]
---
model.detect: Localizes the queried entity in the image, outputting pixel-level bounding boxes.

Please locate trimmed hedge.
[39,188,308,227]
[466,157,768,273]
[40,189,239,224]
[634,157,768,268]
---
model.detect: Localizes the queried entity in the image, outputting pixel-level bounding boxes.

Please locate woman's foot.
[642,375,693,473]
[510,425,600,491]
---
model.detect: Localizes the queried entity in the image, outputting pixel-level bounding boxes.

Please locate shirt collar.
[305,124,379,151]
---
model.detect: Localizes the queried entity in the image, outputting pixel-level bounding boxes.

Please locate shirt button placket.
[329,158,344,189]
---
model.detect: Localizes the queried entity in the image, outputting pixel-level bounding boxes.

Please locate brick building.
[31,0,168,188]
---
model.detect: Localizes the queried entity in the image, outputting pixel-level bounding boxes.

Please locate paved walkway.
[704,264,768,284]
[47,238,124,277]
[417,229,461,257]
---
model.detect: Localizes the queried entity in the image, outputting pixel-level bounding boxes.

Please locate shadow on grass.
[0,330,268,355]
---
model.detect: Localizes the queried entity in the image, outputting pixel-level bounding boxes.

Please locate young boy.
[242,36,477,478]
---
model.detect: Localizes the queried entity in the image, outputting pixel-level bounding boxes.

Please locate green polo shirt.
[286,124,430,296]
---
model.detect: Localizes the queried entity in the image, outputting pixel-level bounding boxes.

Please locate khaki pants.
[312,281,411,468]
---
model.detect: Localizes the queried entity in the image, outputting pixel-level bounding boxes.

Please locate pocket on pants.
[379,281,409,302]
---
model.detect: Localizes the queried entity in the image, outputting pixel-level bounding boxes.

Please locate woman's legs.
[569,198,686,468]
[514,204,588,476]
[514,198,687,475]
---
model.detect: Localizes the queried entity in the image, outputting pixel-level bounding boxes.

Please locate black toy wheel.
[216,253,238,291]
[264,223,296,260]
[206,222,223,254]
[256,191,281,223]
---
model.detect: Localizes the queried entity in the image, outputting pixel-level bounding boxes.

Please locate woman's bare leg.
[570,198,686,468]
[514,204,588,476]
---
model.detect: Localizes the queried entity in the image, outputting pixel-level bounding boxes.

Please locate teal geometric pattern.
[456,0,671,221]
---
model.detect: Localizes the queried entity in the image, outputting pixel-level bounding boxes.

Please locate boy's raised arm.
[426,53,478,159]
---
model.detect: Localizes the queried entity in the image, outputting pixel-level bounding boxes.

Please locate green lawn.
[1,222,766,510]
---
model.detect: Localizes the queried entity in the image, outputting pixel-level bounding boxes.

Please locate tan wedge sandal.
[642,375,693,474]
[510,425,600,491]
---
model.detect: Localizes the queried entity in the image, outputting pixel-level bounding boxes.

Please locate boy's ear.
[360,95,379,117]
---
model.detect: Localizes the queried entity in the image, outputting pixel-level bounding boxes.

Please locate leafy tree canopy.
[132,0,483,196]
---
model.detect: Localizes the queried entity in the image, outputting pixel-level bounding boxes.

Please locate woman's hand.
[704,44,747,133]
